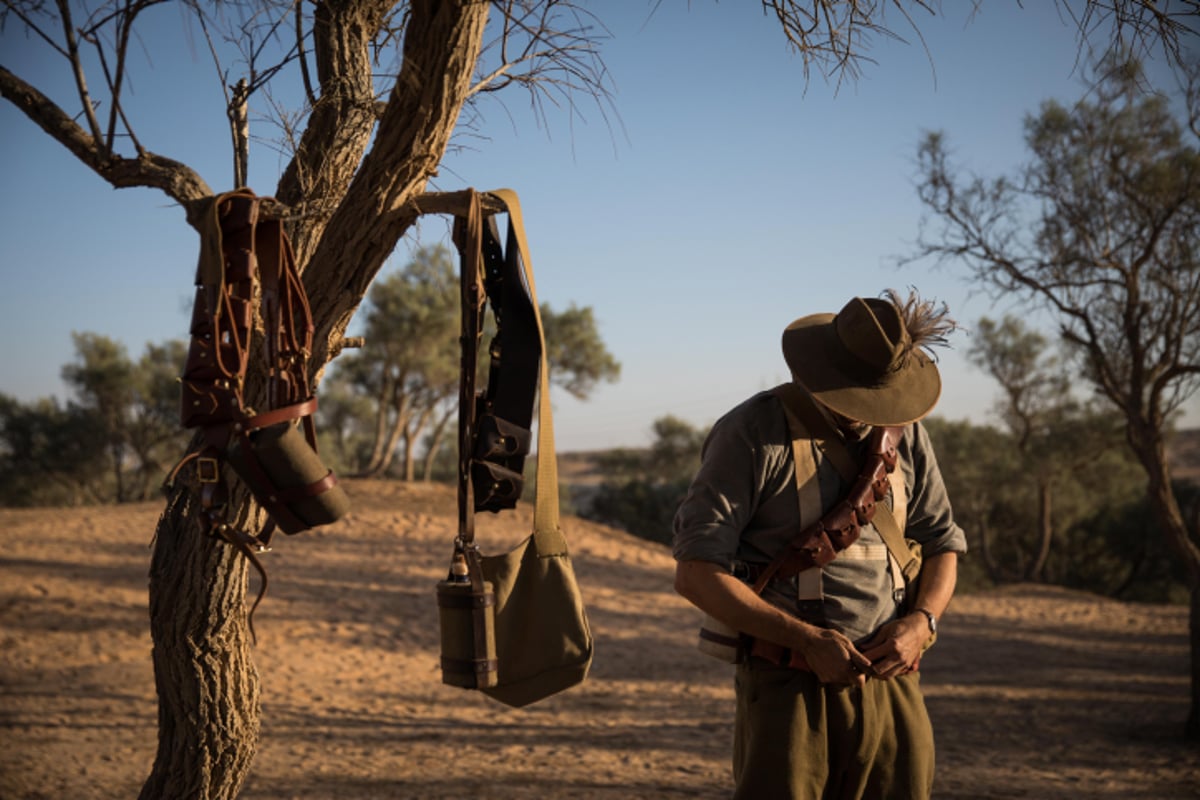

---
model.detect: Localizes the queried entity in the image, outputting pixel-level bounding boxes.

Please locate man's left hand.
[858,613,932,679]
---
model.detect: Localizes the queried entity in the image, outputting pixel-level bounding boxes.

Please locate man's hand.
[858,613,931,679]
[797,627,873,688]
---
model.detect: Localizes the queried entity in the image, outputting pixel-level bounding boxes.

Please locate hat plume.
[883,288,958,364]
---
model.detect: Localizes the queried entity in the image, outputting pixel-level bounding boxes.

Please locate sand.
[1,479,1196,799]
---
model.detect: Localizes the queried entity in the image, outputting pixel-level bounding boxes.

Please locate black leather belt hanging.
[463,197,543,513]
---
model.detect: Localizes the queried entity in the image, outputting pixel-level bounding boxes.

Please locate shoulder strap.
[769,382,916,581]
[770,383,857,480]
[490,188,565,552]
[452,189,566,557]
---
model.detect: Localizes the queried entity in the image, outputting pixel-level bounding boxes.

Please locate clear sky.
[1,2,1196,451]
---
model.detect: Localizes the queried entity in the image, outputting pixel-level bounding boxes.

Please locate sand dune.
[1,480,1195,799]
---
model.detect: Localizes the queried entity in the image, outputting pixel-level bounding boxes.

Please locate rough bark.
[140,486,261,799]
[1127,420,1200,738]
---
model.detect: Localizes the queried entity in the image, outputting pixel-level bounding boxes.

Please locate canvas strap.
[770,384,916,596]
[452,188,566,563]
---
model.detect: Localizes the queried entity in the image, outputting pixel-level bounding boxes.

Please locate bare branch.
[0,64,211,217]
[456,0,619,146]
[54,0,105,148]
[762,0,940,84]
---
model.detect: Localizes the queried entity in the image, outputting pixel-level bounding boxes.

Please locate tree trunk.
[362,374,397,474]
[421,407,454,480]
[141,485,261,798]
[136,2,491,795]
[367,397,410,477]
[1128,423,1200,739]
[402,404,435,482]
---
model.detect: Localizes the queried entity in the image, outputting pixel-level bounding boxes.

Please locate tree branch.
[0,65,212,221]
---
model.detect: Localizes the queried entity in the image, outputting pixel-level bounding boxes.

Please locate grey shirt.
[672,391,967,643]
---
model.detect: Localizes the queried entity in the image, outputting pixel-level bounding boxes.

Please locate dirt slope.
[1,480,1195,799]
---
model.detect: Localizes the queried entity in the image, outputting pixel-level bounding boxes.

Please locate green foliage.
[321,245,620,481]
[1054,481,1196,604]
[922,411,1173,600]
[1,334,189,506]
[321,245,461,478]
[582,415,707,545]
[540,303,621,399]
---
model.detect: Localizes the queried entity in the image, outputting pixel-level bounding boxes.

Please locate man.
[673,290,967,799]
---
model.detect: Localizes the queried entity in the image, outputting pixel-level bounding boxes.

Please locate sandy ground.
[1,479,1197,799]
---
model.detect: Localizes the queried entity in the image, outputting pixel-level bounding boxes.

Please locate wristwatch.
[914,607,937,635]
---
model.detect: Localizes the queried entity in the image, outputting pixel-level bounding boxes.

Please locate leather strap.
[450,189,567,552]
[170,189,329,641]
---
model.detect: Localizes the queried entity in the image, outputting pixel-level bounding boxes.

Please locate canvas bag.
[438,188,594,708]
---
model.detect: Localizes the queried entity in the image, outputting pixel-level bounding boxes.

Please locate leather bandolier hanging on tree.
[168,188,350,634]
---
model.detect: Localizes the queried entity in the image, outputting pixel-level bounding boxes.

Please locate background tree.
[0,393,108,506]
[1,334,188,504]
[2,0,1194,793]
[912,56,1200,736]
[966,315,1137,581]
[921,416,1023,591]
[331,245,460,479]
[321,247,619,479]
[60,333,137,501]
[584,414,706,544]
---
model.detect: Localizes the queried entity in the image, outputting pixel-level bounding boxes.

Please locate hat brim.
[782,313,942,427]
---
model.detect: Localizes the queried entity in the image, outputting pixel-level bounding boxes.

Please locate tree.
[322,249,620,480]
[59,333,189,501]
[333,245,460,480]
[965,315,1137,581]
[0,393,108,505]
[1,335,188,505]
[2,1,1194,793]
[585,414,706,543]
[912,56,1200,736]
[61,333,136,500]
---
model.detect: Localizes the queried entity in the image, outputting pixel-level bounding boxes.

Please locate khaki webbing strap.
[796,567,822,601]
[779,403,823,530]
[490,189,566,552]
[888,470,908,535]
[771,383,857,481]
[771,382,915,590]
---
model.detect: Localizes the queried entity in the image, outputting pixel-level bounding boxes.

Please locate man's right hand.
[796,627,872,688]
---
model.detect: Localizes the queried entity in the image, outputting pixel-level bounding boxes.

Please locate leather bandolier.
[168,188,349,636]
[698,383,925,669]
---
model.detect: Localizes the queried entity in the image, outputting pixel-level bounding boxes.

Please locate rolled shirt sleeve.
[900,421,969,557]
[672,393,793,570]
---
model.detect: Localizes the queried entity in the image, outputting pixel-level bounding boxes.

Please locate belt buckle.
[197,457,220,483]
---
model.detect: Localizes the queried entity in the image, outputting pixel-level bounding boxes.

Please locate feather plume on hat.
[882,288,959,366]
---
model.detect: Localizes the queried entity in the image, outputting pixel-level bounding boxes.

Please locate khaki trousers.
[733,660,934,800]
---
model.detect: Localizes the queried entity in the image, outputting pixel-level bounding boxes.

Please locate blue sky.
[1,2,1196,451]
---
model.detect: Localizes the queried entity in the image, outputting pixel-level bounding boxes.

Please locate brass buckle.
[197,457,220,483]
